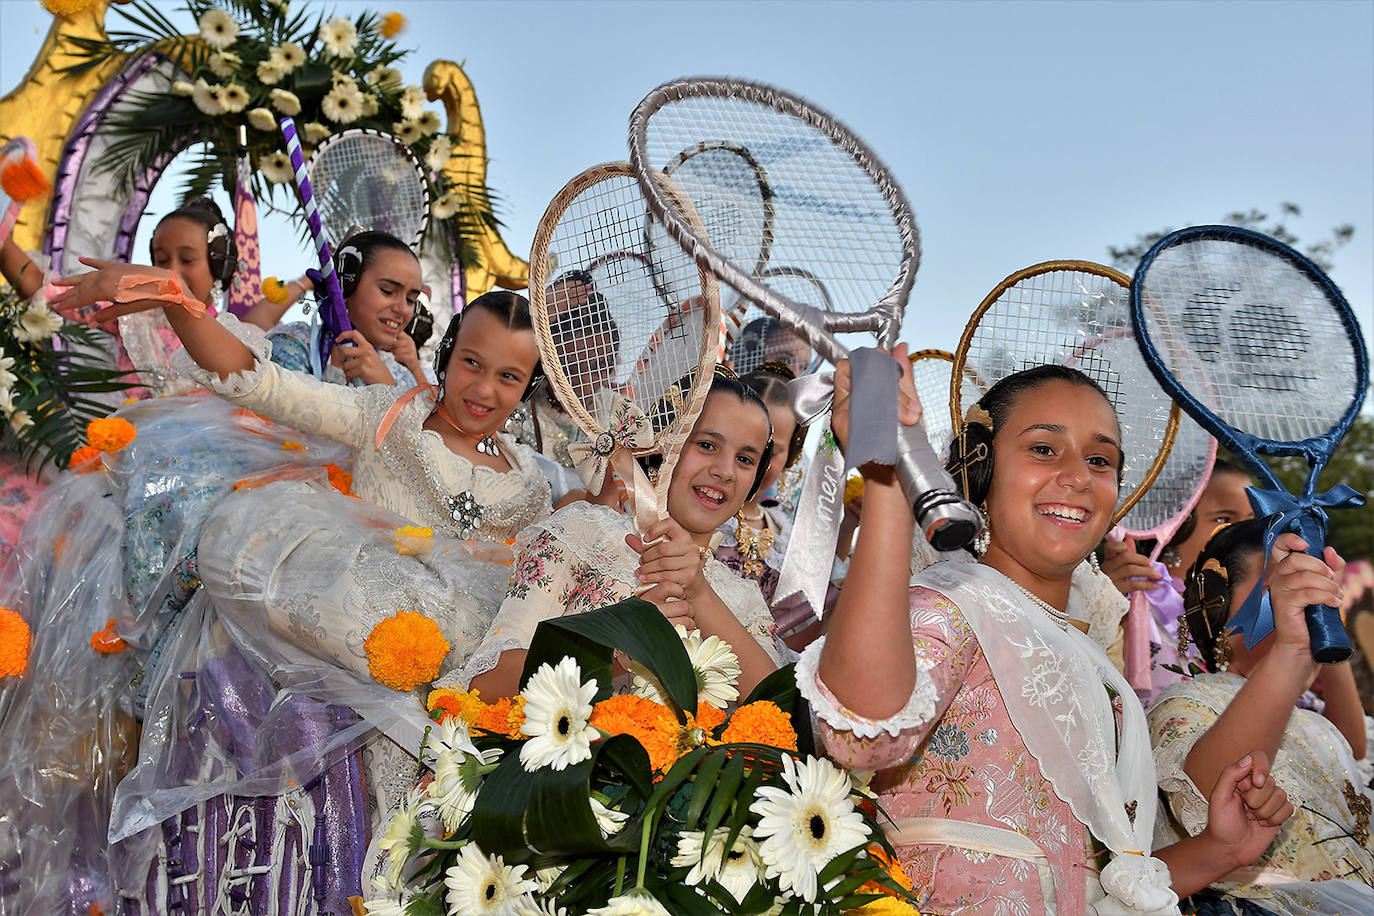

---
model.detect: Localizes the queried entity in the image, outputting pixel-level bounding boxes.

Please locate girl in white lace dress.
[460,369,784,701]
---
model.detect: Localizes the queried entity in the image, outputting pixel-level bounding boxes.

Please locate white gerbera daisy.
[376,787,426,890]
[303,121,332,144]
[590,797,629,839]
[444,843,537,916]
[277,41,306,70]
[171,80,195,97]
[318,16,358,58]
[367,65,403,91]
[431,193,459,220]
[671,825,763,903]
[750,755,870,902]
[399,84,427,121]
[532,865,563,893]
[322,81,365,124]
[0,352,17,392]
[256,58,286,86]
[417,109,442,136]
[259,151,294,185]
[207,50,240,78]
[587,888,672,916]
[198,8,238,51]
[0,389,15,418]
[269,88,301,116]
[217,83,249,113]
[428,718,484,832]
[518,656,598,772]
[632,625,741,709]
[360,93,379,117]
[515,898,568,916]
[246,107,277,132]
[15,301,63,342]
[191,79,225,116]
[426,134,453,172]
[393,119,422,145]
[362,874,411,916]
[10,410,32,434]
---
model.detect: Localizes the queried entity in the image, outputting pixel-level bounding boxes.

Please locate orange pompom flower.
[856,844,914,899]
[473,695,526,738]
[693,701,727,734]
[427,686,486,725]
[68,445,102,473]
[325,463,354,495]
[86,417,136,452]
[591,694,682,771]
[0,607,32,677]
[261,277,290,306]
[379,11,407,37]
[363,610,450,691]
[90,618,128,655]
[720,700,797,751]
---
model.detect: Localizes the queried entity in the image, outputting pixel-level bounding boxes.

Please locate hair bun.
[754,359,797,381]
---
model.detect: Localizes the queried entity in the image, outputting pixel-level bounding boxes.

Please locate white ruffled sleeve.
[796,636,938,740]
[170,313,367,449]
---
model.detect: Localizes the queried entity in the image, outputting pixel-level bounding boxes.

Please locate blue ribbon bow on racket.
[1227,482,1365,649]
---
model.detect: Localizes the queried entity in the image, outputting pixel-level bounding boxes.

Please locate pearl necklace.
[1006,579,1073,632]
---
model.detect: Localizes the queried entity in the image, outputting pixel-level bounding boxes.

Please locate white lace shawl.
[452,501,782,689]
[172,314,552,540]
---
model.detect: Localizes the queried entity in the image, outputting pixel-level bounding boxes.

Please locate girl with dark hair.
[460,367,783,701]
[807,356,1291,915]
[1149,521,1372,915]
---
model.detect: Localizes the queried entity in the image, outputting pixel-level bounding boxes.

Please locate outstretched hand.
[48,258,178,324]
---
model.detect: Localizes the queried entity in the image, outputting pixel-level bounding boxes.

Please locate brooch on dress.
[447,490,484,538]
[476,435,501,457]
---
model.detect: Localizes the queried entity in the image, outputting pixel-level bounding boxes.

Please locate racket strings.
[311,132,428,248]
[908,352,973,462]
[642,94,908,322]
[1137,238,1359,445]
[1116,414,1214,535]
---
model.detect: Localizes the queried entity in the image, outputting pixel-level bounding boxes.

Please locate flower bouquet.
[366,598,917,915]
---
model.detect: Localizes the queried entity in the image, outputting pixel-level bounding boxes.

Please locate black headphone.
[337,244,365,299]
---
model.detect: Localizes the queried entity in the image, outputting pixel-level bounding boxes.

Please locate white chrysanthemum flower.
[750,755,870,902]
[518,656,598,772]
[590,797,629,839]
[0,389,15,418]
[431,193,459,220]
[171,79,195,97]
[376,788,426,890]
[360,93,379,117]
[393,120,422,145]
[191,79,224,116]
[322,81,365,124]
[632,625,741,709]
[671,825,763,903]
[367,65,403,91]
[417,109,442,136]
[198,8,238,51]
[444,843,537,916]
[318,16,358,58]
[277,41,306,70]
[303,121,332,144]
[0,353,17,392]
[587,888,672,916]
[362,874,411,916]
[426,134,453,172]
[259,151,294,185]
[399,84,427,120]
[15,301,63,342]
[269,88,301,116]
[246,107,277,132]
[256,58,286,86]
[217,83,249,114]
[207,50,240,78]
[10,410,32,433]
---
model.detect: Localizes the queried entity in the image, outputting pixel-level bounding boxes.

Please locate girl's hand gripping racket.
[628,76,981,555]
[1132,226,1368,663]
[278,117,351,373]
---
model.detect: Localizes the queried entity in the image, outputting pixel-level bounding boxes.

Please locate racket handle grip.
[893,422,982,552]
[1307,603,1352,664]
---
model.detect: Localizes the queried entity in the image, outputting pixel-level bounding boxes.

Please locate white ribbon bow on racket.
[568,393,655,495]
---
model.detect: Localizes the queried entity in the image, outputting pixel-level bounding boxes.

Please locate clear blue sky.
[2,0,1371,361]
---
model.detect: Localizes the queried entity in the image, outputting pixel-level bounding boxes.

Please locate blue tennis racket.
[1131,225,1368,663]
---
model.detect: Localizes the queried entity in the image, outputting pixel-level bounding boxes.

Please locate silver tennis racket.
[308,128,430,249]
[628,76,979,550]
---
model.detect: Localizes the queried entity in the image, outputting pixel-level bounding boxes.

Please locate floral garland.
[366,599,919,915]
[62,0,495,266]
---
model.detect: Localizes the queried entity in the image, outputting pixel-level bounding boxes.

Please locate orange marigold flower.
[720,700,797,751]
[591,694,680,771]
[90,618,128,655]
[693,702,727,733]
[846,898,920,915]
[379,11,407,37]
[474,695,526,738]
[87,417,136,452]
[856,844,914,899]
[261,277,290,306]
[428,686,486,725]
[325,463,353,495]
[363,610,450,691]
[0,607,32,677]
[68,445,102,473]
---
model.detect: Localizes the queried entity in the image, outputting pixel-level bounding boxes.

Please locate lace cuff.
[795,636,937,739]
[169,313,275,398]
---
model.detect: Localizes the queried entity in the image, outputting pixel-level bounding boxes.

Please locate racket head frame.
[307,126,431,250]
[1131,225,1369,493]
